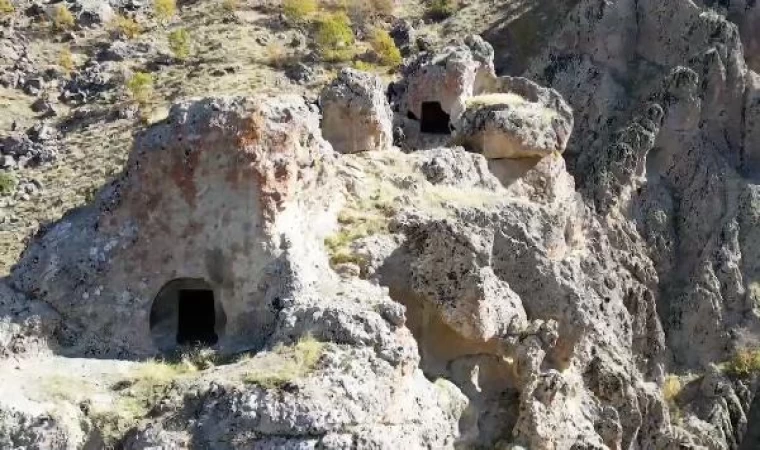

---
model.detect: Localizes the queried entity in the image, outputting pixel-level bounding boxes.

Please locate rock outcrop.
[3,0,760,448]
[452,76,573,159]
[319,69,393,154]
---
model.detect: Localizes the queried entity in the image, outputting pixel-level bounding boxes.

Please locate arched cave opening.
[150,278,227,352]
[420,101,451,134]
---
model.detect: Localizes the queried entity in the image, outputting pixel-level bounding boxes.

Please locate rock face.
[452,76,573,159]
[393,35,496,136]
[319,69,393,154]
[4,0,760,448]
[12,95,335,357]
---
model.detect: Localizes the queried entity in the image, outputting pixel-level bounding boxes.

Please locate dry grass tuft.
[244,335,326,389]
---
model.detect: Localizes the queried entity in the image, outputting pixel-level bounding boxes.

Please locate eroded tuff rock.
[319,68,393,154]
[4,0,760,448]
[452,76,573,159]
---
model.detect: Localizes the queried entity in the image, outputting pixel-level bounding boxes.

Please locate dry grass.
[283,0,318,22]
[153,0,178,22]
[465,93,527,108]
[109,15,142,40]
[52,5,76,31]
[662,374,682,421]
[725,347,760,378]
[244,335,326,389]
[0,0,14,15]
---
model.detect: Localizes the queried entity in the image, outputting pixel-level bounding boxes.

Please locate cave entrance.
[177,289,218,346]
[150,278,226,352]
[420,101,451,134]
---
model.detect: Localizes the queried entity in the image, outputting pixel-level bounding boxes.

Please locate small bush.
[663,374,681,403]
[126,72,154,106]
[52,5,76,31]
[153,0,177,22]
[283,0,317,22]
[425,0,456,20]
[315,13,355,62]
[221,0,240,12]
[726,347,760,378]
[244,335,325,389]
[369,28,401,67]
[0,0,15,15]
[168,28,191,60]
[347,0,394,26]
[266,42,288,68]
[0,172,17,196]
[58,47,75,72]
[110,14,142,39]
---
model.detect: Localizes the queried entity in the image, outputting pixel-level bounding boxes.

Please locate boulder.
[452,77,573,159]
[319,69,393,154]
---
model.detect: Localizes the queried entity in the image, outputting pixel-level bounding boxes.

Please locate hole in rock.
[420,101,451,134]
[177,289,217,346]
[150,278,226,352]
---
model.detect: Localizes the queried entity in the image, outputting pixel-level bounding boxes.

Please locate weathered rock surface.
[319,69,393,154]
[452,76,573,159]
[3,0,760,448]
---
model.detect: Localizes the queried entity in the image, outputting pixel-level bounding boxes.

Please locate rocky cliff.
[1,0,760,449]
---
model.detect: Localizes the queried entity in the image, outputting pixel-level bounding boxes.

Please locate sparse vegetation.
[90,360,195,446]
[110,14,142,39]
[425,0,457,20]
[282,0,317,22]
[52,5,76,31]
[266,42,289,68]
[315,13,355,62]
[58,48,75,72]
[347,0,394,27]
[725,347,760,378]
[126,72,154,106]
[168,28,191,60]
[324,188,395,268]
[0,0,15,15]
[369,28,402,67]
[153,0,177,22]
[221,0,240,12]
[244,335,325,389]
[663,375,682,421]
[0,172,17,197]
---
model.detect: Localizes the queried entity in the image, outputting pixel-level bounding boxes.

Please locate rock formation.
[319,69,393,154]
[2,0,760,448]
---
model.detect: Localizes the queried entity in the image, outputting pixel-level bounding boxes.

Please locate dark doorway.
[177,289,218,346]
[420,101,451,134]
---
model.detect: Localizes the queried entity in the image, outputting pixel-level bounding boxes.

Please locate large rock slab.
[319,69,393,154]
[452,76,573,159]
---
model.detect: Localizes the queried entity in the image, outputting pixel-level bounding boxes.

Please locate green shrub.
[0,172,17,196]
[153,0,177,22]
[109,14,142,39]
[283,0,317,22]
[369,28,401,67]
[315,13,355,62]
[52,5,75,31]
[126,72,154,106]
[168,28,191,60]
[425,0,457,20]
[0,0,14,15]
[726,347,760,378]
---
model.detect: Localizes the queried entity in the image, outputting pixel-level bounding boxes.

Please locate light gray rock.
[452,76,573,159]
[319,69,393,154]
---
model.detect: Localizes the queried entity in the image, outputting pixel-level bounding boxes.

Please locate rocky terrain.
[2,0,760,449]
